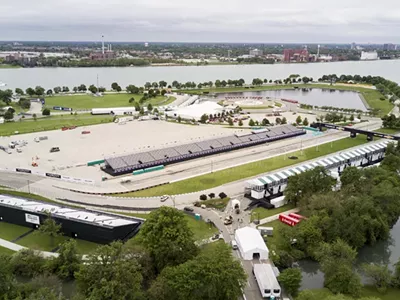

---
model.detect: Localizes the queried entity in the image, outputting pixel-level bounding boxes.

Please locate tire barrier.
[66,181,170,196]
[55,198,158,211]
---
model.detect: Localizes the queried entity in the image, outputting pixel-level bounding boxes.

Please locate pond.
[298,218,400,290]
[216,88,367,111]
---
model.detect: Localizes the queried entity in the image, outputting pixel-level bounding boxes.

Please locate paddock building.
[0,194,143,244]
[245,140,391,200]
[103,124,306,176]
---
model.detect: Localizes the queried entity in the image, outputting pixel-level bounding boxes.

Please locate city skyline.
[2,0,400,43]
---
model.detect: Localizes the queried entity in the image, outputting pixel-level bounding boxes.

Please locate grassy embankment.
[0,64,21,69]
[0,114,114,136]
[177,83,393,116]
[44,93,175,110]
[121,134,370,197]
[251,203,296,222]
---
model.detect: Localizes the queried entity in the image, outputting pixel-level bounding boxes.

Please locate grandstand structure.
[103,125,306,176]
[0,195,144,243]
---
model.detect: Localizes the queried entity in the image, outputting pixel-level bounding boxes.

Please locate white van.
[231,240,238,250]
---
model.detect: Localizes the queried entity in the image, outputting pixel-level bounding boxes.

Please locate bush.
[42,108,50,116]
[208,193,215,199]
[199,194,207,201]
[11,249,46,277]
[218,192,227,199]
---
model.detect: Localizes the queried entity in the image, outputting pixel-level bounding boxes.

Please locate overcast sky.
[2,0,400,43]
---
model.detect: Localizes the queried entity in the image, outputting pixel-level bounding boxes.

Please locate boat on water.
[0,82,6,87]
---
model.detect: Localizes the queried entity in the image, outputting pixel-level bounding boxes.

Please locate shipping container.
[143,165,164,173]
[279,214,299,226]
[288,213,306,220]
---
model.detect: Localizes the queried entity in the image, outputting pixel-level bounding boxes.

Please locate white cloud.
[1,0,400,42]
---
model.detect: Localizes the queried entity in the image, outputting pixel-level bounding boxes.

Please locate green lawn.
[177,83,393,116]
[251,203,296,221]
[0,246,15,255]
[43,93,173,110]
[16,231,99,254]
[297,287,400,300]
[0,64,21,68]
[123,135,369,197]
[119,211,218,241]
[0,114,113,136]
[201,197,231,210]
[0,222,31,240]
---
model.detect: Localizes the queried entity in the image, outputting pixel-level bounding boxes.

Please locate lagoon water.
[0,59,399,90]
[299,218,400,290]
[216,89,366,110]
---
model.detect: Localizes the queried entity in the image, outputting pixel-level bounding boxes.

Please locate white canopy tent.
[235,227,269,260]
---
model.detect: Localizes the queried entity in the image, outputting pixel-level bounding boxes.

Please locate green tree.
[62,86,69,93]
[129,97,135,103]
[177,115,182,123]
[296,115,302,125]
[228,117,234,126]
[126,84,139,94]
[48,239,81,280]
[73,86,78,93]
[53,86,61,94]
[148,243,246,300]
[111,82,119,91]
[362,263,392,293]
[134,102,141,112]
[316,239,361,297]
[238,119,243,126]
[115,85,122,92]
[0,254,14,297]
[25,87,35,96]
[4,109,14,120]
[200,114,208,123]
[139,107,145,115]
[42,108,51,116]
[285,166,336,206]
[88,84,98,94]
[302,117,309,126]
[275,117,282,124]
[46,89,53,96]
[98,87,106,93]
[75,242,143,300]
[78,84,87,92]
[36,212,62,246]
[35,86,45,96]
[248,119,255,126]
[32,113,37,121]
[349,114,354,122]
[15,88,24,95]
[278,268,302,296]
[281,117,287,124]
[138,207,198,273]
[147,103,153,112]
[10,249,46,277]
[159,80,167,88]
[144,82,152,90]
[153,108,159,115]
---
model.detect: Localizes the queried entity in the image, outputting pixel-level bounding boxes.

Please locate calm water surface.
[216,89,366,110]
[0,60,399,90]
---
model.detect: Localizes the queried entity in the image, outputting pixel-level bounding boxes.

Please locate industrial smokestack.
[102,35,105,54]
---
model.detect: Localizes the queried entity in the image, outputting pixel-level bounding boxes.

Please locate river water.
[299,218,400,290]
[216,89,366,110]
[1,60,400,91]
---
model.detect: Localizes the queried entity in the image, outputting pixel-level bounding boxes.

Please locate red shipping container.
[289,213,306,220]
[279,214,299,227]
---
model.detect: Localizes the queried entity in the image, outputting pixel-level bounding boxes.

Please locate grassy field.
[251,203,296,221]
[123,135,369,197]
[0,114,113,136]
[43,93,174,110]
[177,83,393,116]
[16,231,99,254]
[0,222,31,240]
[0,64,21,69]
[201,197,231,210]
[120,211,218,241]
[297,287,400,300]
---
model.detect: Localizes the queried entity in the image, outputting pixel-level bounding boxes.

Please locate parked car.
[288,155,298,160]
[184,207,194,212]
[160,195,169,202]
[50,147,60,153]
[231,240,238,250]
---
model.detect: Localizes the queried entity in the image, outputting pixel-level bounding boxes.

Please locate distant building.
[360,51,378,60]
[5,52,38,66]
[283,48,310,62]
[89,51,115,60]
[383,43,397,51]
[351,42,356,50]
[249,49,263,57]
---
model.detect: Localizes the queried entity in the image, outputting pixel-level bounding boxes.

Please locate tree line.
[272,142,400,298]
[0,207,246,300]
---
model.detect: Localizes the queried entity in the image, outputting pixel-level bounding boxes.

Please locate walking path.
[0,237,58,258]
